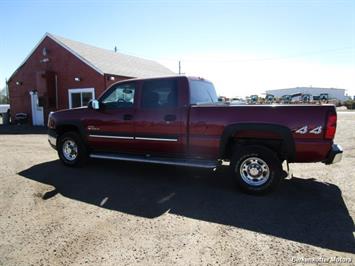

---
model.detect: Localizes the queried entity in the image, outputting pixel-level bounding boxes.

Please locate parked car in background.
[0,104,10,114]
[230,97,247,105]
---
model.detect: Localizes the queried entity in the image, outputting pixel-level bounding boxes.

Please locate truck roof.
[112,75,212,83]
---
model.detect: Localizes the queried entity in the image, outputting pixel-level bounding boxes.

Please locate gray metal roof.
[48,33,175,78]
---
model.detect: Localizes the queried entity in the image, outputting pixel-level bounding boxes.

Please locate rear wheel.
[57,131,87,167]
[230,145,282,194]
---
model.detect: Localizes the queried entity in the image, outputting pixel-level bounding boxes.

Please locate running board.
[89,152,218,169]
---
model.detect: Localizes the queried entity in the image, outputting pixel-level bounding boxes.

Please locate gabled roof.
[10,33,175,80]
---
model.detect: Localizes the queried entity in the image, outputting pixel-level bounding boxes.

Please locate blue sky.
[1,0,354,96]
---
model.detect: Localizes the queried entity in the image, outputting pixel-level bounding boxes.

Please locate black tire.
[57,131,87,167]
[230,145,282,194]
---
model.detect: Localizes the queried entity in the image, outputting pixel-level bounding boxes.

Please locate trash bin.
[15,113,28,125]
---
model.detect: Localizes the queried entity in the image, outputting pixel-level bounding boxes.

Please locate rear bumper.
[323,144,343,165]
[48,129,57,150]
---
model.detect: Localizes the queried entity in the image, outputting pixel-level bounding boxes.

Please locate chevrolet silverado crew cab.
[48,76,343,194]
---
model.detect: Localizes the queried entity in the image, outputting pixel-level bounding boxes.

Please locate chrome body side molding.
[89,153,217,169]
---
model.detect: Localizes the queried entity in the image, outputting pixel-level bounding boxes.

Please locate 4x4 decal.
[309,126,322,134]
[295,126,322,134]
[295,126,308,134]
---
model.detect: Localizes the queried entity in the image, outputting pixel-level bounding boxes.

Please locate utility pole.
[178,60,181,75]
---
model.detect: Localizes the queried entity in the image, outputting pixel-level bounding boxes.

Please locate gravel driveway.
[0,113,354,265]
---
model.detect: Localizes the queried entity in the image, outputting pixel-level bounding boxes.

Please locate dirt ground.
[0,113,354,266]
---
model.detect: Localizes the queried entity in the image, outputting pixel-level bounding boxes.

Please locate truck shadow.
[19,159,355,254]
[0,125,46,134]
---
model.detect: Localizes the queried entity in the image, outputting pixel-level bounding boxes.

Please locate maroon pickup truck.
[47,76,342,194]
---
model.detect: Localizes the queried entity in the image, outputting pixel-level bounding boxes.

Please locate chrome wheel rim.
[238,157,270,186]
[62,139,78,161]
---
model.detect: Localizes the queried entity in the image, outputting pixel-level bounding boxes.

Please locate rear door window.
[141,79,178,108]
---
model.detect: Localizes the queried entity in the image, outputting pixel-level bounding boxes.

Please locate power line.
[173,46,355,63]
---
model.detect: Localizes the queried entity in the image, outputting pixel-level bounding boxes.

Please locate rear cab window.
[189,79,218,105]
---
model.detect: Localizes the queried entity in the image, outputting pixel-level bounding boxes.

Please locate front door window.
[101,83,135,109]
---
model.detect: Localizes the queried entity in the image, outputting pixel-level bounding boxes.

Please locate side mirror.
[88,99,100,110]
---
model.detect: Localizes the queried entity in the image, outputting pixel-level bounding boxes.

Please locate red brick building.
[8,33,174,125]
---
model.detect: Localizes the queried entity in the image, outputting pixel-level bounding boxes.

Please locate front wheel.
[230,145,282,194]
[57,131,87,167]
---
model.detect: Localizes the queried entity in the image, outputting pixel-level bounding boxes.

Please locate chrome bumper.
[324,144,343,165]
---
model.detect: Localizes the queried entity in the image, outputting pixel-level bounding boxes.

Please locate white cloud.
[159,53,355,98]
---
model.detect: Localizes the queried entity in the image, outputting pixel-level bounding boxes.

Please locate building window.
[68,88,95,108]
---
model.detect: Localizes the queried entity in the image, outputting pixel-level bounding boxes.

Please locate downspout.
[55,74,58,109]
[104,74,107,96]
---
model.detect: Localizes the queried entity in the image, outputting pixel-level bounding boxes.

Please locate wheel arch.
[55,121,87,142]
[219,123,296,162]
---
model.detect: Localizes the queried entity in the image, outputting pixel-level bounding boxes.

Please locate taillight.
[325,113,337,140]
